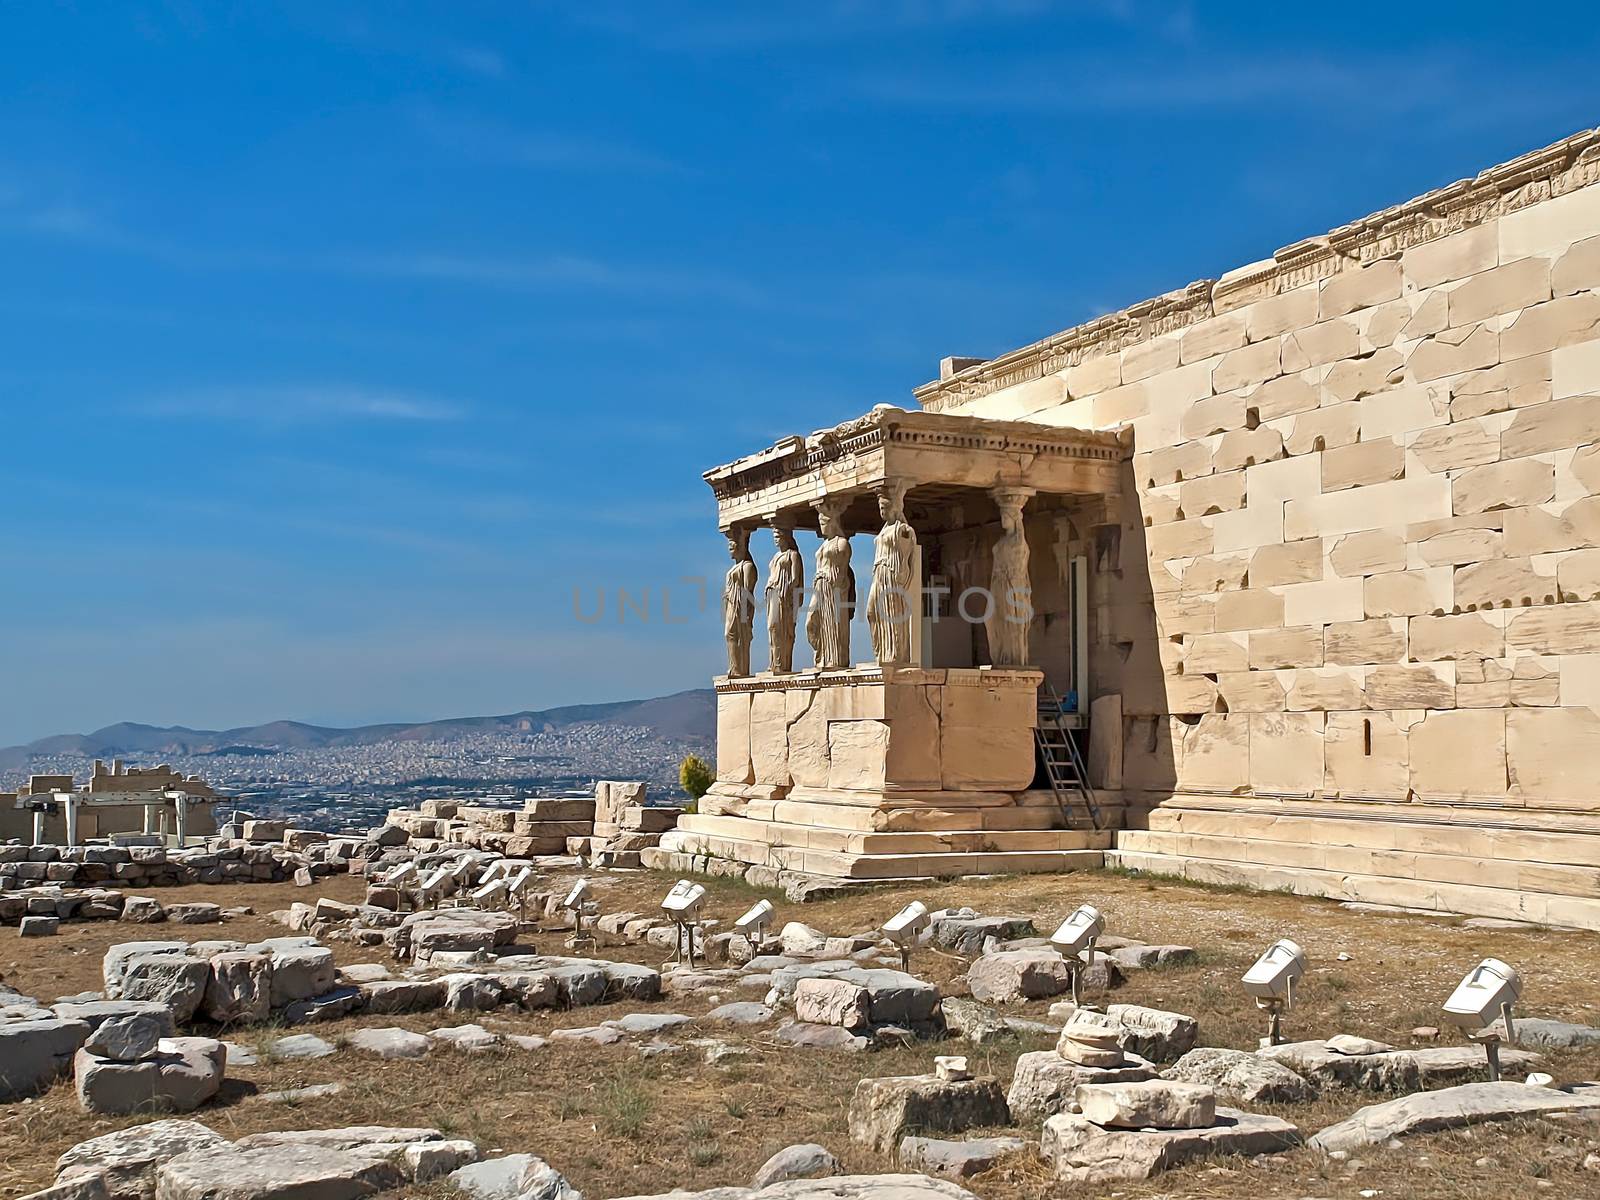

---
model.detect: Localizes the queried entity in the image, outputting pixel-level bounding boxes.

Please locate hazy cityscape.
[1,721,703,831]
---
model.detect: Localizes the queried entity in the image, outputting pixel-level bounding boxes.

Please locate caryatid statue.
[722,526,758,677]
[806,496,854,670]
[764,521,804,673]
[987,488,1035,667]
[866,481,917,665]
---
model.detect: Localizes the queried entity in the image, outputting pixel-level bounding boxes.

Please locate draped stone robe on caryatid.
[806,497,854,670]
[866,482,917,665]
[764,524,804,673]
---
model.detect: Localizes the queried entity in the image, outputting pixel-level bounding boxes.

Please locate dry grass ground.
[3,867,1600,1200]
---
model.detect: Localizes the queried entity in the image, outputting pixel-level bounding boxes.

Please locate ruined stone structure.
[2,760,218,844]
[662,127,1600,930]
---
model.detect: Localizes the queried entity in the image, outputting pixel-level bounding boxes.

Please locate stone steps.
[1107,840,1600,930]
[670,813,1113,856]
[654,822,1107,880]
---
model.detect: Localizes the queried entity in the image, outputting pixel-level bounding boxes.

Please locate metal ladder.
[1035,683,1102,831]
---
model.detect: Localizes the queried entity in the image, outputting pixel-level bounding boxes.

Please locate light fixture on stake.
[1050,904,1105,1010]
[1241,938,1306,1046]
[882,901,931,972]
[563,877,598,953]
[661,879,707,967]
[471,878,508,910]
[505,867,535,920]
[734,898,775,953]
[1443,958,1521,1081]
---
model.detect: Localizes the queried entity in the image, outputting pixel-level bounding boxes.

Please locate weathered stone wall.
[916,127,1600,926]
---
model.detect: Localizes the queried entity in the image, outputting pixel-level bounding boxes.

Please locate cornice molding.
[914,125,1600,412]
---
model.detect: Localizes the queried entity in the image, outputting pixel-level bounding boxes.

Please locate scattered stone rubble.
[1041,1080,1301,1182]
[1259,1035,1544,1091]
[1008,1018,1159,1124]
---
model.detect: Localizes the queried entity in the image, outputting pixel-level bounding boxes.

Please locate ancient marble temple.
[656,126,1600,930]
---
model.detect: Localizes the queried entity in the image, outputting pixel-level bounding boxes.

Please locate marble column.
[867,480,918,665]
[806,495,854,670]
[722,525,758,677]
[987,487,1035,667]
[764,516,804,673]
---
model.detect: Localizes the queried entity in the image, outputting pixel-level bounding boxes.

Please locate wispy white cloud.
[445,44,509,79]
[412,105,685,174]
[132,385,465,425]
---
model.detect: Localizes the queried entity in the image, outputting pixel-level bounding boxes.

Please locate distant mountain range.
[0,689,715,770]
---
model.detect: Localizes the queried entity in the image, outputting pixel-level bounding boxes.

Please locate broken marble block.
[1074,1081,1216,1130]
[1042,1104,1301,1182]
[848,1074,1010,1153]
[1007,1050,1159,1124]
[74,1037,225,1116]
[898,1135,1028,1180]
[0,1017,92,1101]
[1163,1047,1316,1105]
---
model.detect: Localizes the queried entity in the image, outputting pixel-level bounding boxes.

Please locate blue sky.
[2,1,1597,744]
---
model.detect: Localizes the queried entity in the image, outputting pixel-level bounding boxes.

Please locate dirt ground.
[3,867,1599,1200]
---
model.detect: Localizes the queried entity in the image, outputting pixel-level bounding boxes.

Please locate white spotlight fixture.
[1242,938,1307,1046]
[471,878,508,909]
[505,866,535,919]
[1443,958,1522,1081]
[734,898,775,953]
[562,877,598,952]
[1050,904,1105,1009]
[661,879,708,967]
[882,900,931,972]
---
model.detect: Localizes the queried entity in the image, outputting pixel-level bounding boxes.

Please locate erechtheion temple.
[667,125,1600,931]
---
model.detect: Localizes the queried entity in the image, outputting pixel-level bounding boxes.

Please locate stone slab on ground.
[1006,1050,1158,1123]
[1163,1047,1316,1105]
[751,1144,842,1188]
[1310,1081,1600,1153]
[611,1176,978,1200]
[897,1136,1028,1179]
[1058,1004,1198,1062]
[775,1020,869,1052]
[848,1075,1010,1154]
[55,1120,229,1200]
[929,911,1035,956]
[74,1037,225,1116]
[1259,1041,1542,1091]
[154,1142,405,1200]
[966,951,1071,1004]
[1041,1107,1302,1182]
[346,1027,431,1059]
[269,1034,336,1061]
[707,1002,773,1025]
[0,1018,92,1101]
[447,1153,580,1200]
[1502,1017,1600,1051]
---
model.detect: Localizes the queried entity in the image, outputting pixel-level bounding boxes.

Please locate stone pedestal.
[661,665,1112,879]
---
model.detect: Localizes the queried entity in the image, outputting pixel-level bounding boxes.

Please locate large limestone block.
[1553,339,1600,401]
[827,721,888,792]
[1408,419,1501,474]
[1506,601,1600,655]
[1164,1047,1316,1106]
[1246,374,1318,422]
[1182,553,1250,594]
[1417,526,1503,566]
[1560,549,1600,601]
[1403,223,1497,289]
[1554,234,1600,296]
[1310,1081,1600,1154]
[1358,383,1449,440]
[794,979,869,1029]
[848,1075,1009,1154]
[1066,1005,1201,1063]
[1450,354,1553,421]
[1408,612,1503,662]
[1455,558,1557,610]
[1280,403,1360,455]
[0,1018,91,1101]
[940,724,1034,792]
[1086,694,1122,790]
[1180,393,1246,439]
[1364,569,1452,618]
[717,692,755,785]
[1212,427,1285,473]
[154,1143,407,1200]
[1500,394,1600,459]
[1178,471,1245,517]
[1144,441,1213,487]
[1122,333,1181,384]
[1285,318,1360,369]
[1215,672,1287,713]
[1180,312,1248,364]
[785,689,830,789]
[750,690,792,788]
[967,951,1072,1004]
[1249,626,1322,670]
[1324,618,1407,665]
[1409,710,1507,799]
[1214,589,1284,633]
[1323,349,1404,406]
[1177,715,1249,792]
[1329,530,1406,578]
[1041,1107,1300,1183]
[1363,664,1454,709]
[1285,667,1366,712]
[1321,259,1400,319]
[1007,1051,1157,1124]
[1250,539,1323,588]
[1281,576,1366,626]
[75,1038,224,1116]
[1285,476,1451,541]
[1249,712,1324,793]
[1212,339,1281,393]
[1409,325,1498,383]
[56,1120,230,1200]
[1074,1081,1215,1130]
[1242,283,1319,340]
[120,955,209,1025]
[1449,257,1551,326]
[1499,292,1600,362]
[1508,707,1600,804]
[1145,518,1214,562]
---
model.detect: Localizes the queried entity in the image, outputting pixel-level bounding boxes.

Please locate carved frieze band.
[915,125,1600,412]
